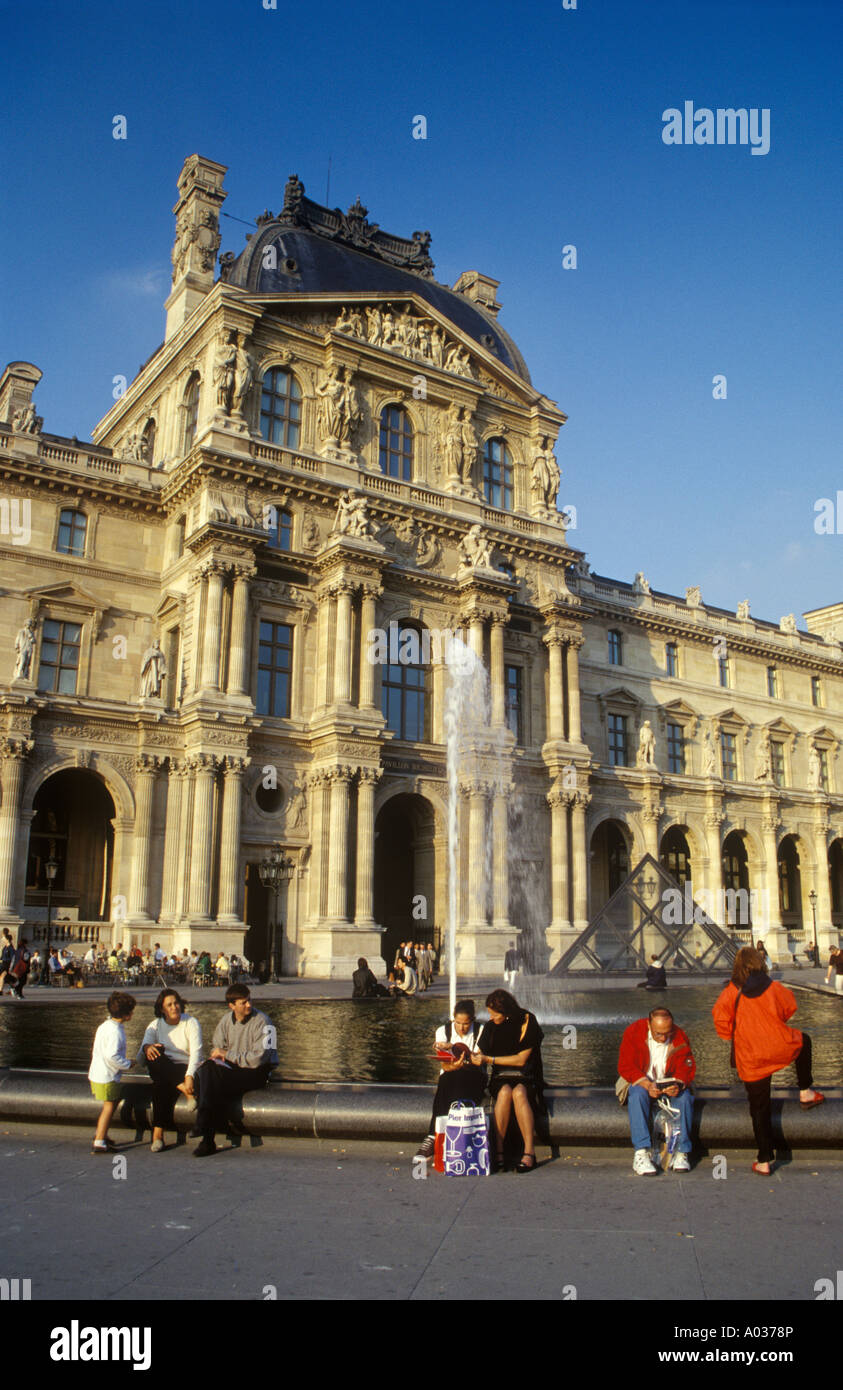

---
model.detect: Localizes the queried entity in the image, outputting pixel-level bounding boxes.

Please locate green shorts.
[90,1081,123,1102]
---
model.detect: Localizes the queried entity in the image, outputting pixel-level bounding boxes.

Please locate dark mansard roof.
[220,176,531,384]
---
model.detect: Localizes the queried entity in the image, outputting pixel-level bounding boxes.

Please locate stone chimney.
[452,270,502,317]
[0,361,42,425]
[164,154,228,342]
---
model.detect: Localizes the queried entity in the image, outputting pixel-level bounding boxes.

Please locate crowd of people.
[0,935,251,996]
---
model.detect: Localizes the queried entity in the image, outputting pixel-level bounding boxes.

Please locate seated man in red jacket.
[618,1007,696,1175]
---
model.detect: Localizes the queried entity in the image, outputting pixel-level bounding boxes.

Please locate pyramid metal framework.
[550,853,740,976]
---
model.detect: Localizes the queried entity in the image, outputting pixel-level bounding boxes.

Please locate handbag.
[615,1076,630,1105]
[443,1101,490,1177]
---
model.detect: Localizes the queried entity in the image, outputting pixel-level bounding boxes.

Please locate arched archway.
[26,769,116,923]
[374,792,437,967]
[778,834,803,932]
[660,825,693,889]
[830,838,843,930]
[590,818,631,914]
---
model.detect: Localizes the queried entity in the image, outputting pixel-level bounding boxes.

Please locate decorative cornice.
[275,175,435,279]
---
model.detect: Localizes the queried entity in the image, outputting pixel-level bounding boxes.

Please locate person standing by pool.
[415,999,485,1162]
[712,946,825,1175]
[88,991,136,1153]
[139,989,203,1151]
[471,989,545,1172]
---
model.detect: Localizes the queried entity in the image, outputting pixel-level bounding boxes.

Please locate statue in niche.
[139,638,167,699]
[232,334,254,414]
[459,523,494,570]
[286,778,308,831]
[122,431,145,461]
[13,619,36,680]
[808,745,822,790]
[636,720,656,767]
[754,730,772,781]
[301,512,321,551]
[737,600,751,620]
[316,365,345,441]
[333,489,374,539]
[366,305,383,346]
[214,331,237,412]
[702,727,717,776]
[441,401,464,480]
[459,409,478,485]
[530,436,561,511]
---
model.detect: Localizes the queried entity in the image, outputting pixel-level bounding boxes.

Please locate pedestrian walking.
[88,991,136,1154]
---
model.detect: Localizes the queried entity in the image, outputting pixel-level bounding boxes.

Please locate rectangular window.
[38,619,82,694]
[818,748,829,792]
[718,656,731,688]
[665,642,678,678]
[608,630,622,666]
[608,713,628,767]
[767,666,779,698]
[667,722,685,775]
[770,740,786,787]
[720,730,737,781]
[504,665,523,743]
[811,676,822,707]
[256,621,293,717]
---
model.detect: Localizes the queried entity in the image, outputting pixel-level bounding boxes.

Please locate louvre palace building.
[1,154,841,976]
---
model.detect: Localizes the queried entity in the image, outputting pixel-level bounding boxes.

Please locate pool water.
[0,986,840,1087]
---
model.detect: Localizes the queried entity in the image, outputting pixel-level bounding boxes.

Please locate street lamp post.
[41,856,58,983]
[258,847,295,982]
[809,889,819,968]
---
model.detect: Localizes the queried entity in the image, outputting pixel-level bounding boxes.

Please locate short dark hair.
[453,999,476,1019]
[357,957,368,970]
[154,988,186,1018]
[225,983,251,1003]
[107,991,136,1019]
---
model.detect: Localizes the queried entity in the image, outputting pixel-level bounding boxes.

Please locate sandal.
[751,1161,772,1175]
[491,1147,506,1173]
[516,1152,536,1173]
[800,1091,825,1110]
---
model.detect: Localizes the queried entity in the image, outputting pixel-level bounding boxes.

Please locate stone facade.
[0,155,840,974]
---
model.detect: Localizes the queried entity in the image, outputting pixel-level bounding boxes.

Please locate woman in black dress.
[471,988,545,1172]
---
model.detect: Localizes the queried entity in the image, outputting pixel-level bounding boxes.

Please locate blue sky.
[2,0,840,623]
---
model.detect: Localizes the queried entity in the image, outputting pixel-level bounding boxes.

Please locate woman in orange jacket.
[712,946,824,1174]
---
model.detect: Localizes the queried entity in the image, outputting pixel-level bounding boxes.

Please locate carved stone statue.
[13,619,36,680]
[366,306,383,346]
[122,431,146,461]
[737,600,751,620]
[632,572,651,596]
[214,332,237,412]
[459,523,494,570]
[702,727,717,776]
[339,366,362,444]
[754,730,772,781]
[317,365,361,446]
[12,402,43,434]
[685,585,702,608]
[808,745,822,790]
[530,437,561,510]
[429,325,445,367]
[441,402,464,481]
[139,638,167,699]
[232,334,254,414]
[459,409,478,485]
[636,720,656,768]
[780,613,797,635]
[286,778,308,831]
[333,490,374,539]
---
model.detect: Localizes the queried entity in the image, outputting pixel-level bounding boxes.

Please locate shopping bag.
[433,1114,448,1173]
[443,1101,490,1177]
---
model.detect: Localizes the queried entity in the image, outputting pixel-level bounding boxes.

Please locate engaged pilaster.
[217,756,249,923]
[355,768,381,925]
[128,754,161,924]
[0,738,32,922]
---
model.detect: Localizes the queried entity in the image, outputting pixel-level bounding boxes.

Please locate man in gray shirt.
[193,984,278,1157]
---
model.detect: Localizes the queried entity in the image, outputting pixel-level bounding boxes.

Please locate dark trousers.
[428,1068,486,1133]
[194,1060,272,1141]
[743,1033,813,1162]
[144,1053,188,1130]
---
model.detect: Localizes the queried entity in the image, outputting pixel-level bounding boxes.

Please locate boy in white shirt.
[88,991,136,1154]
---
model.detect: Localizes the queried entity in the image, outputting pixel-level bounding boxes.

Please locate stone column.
[355,769,380,925]
[128,755,160,923]
[0,738,32,921]
[543,634,564,741]
[469,616,485,664]
[642,804,661,861]
[358,585,380,710]
[490,619,506,728]
[704,806,724,915]
[566,634,584,743]
[226,565,254,697]
[571,790,591,932]
[188,754,217,921]
[189,569,206,692]
[760,799,788,962]
[492,783,511,928]
[307,772,327,921]
[315,590,333,708]
[466,779,489,927]
[811,818,835,955]
[174,761,195,918]
[326,767,352,922]
[200,563,226,691]
[110,818,134,947]
[217,756,247,923]
[159,759,187,923]
[333,583,354,706]
[547,789,571,934]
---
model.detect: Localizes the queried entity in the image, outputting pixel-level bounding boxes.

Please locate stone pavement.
[2,1121,840,1303]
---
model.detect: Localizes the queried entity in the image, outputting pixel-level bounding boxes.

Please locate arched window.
[141,417,156,466]
[381,624,428,742]
[260,368,302,448]
[266,506,293,552]
[183,375,200,454]
[56,508,87,557]
[482,437,513,511]
[379,405,413,481]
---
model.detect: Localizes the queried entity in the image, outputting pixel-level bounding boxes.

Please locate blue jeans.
[628,1084,694,1152]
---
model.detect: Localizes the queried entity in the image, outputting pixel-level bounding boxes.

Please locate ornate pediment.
[25,582,107,639]
[275,175,435,278]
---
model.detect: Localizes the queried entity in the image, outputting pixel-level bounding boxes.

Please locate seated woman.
[471,988,545,1173]
[393,962,418,996]
[138,989,203,1152]
[194,950,213,983]
[415,1000,484,1160]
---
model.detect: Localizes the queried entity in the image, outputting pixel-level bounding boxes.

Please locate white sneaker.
[633,1148,658,1175]
[671,1152,691,1172]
